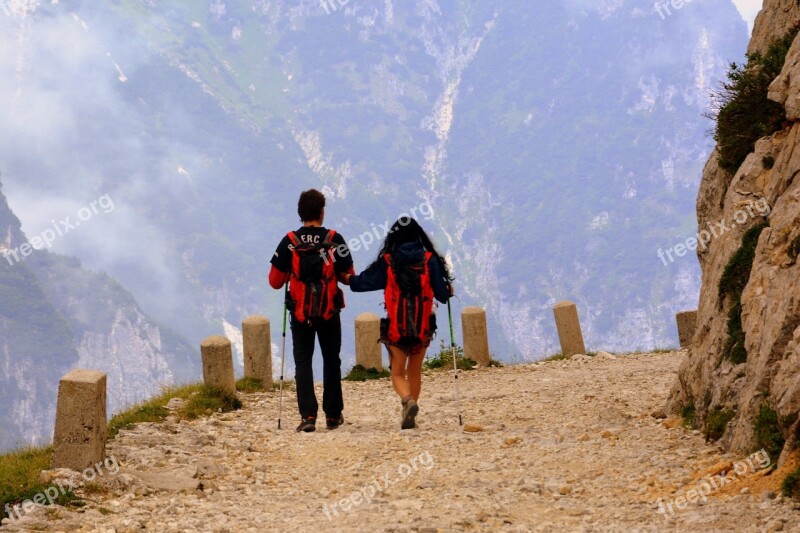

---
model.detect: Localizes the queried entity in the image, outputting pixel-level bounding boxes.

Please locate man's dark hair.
[297,189,326,222]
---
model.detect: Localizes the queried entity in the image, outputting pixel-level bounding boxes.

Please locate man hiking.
[269,189,354,432]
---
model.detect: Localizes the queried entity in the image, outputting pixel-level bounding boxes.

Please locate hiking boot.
[401,399,419,430]
[326,415,344,430]
[296,416,316,433]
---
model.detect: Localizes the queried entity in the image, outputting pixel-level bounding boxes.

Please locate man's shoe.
[401,399,419,430]
[326,415,344,430]
[296,416,317,433]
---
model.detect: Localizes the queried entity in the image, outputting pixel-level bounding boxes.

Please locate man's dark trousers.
[291,313,344,420]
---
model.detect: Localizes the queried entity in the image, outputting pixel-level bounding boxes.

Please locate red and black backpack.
[382,251,436,346]
[287,230,343,322]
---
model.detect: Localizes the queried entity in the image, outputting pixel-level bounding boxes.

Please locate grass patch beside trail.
[108,383,204,439]
[422,342,502,370]
[109,383,244,436]
[0,447,76,522]
[236,377,266,393]
[344,364,391,381]
[3,384,243,522]
[181,386,242,420]
[424,342,477,371]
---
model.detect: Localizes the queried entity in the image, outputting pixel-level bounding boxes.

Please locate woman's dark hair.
[297,189,326,222]
[374,217,454,281]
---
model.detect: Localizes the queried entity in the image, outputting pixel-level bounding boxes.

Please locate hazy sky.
[733,0,761,29]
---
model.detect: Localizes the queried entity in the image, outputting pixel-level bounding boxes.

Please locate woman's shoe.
[401,399,419,430]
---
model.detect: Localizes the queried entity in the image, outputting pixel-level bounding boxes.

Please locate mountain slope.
[0,0,749,448]
[0,181,197,452]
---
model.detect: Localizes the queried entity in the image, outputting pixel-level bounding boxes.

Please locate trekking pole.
[277,284,289,430]
[447,299,463,427]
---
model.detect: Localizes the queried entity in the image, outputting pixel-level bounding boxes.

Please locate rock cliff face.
[667,0,800,458]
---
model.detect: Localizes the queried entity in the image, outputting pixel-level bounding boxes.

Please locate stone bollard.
[201,335,236,395]
[53,369,107,471]
[553,301,586,358]
[243,315,273,388]
[676,310,698,348]
[355,313,383,370]
[462,306,491,367]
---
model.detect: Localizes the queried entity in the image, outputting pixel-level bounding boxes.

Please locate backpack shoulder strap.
[287,231,300,247]
[324,230,336,246]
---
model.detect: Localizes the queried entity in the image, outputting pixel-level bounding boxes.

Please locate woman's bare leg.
[388,345,411,400]
[407,346,426,401]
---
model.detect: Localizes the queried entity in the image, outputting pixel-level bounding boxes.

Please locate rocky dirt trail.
[4,351,800,532]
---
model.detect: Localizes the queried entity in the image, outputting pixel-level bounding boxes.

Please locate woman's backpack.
[382,252,436,346]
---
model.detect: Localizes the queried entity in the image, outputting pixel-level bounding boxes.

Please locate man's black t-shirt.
[271,226,353,273]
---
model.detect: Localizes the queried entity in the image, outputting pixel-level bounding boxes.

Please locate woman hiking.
[344,217,452,429]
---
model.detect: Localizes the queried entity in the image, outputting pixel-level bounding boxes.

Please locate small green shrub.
[719,222,770,303]
[705,408,736,442]
[719,222,769,363]
[344,364,391,381]
[782,466,800,499]
[711,25,800,174]
[753,404,785,465]
[681,401,696,429]
[723,301,748,364]
[789,234,800,261]
[762,155,775,169]
[543,353,567,362]
[424,342,476,371]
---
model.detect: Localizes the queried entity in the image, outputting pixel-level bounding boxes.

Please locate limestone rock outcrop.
[667,0,800,456]
[750,0,800,55]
